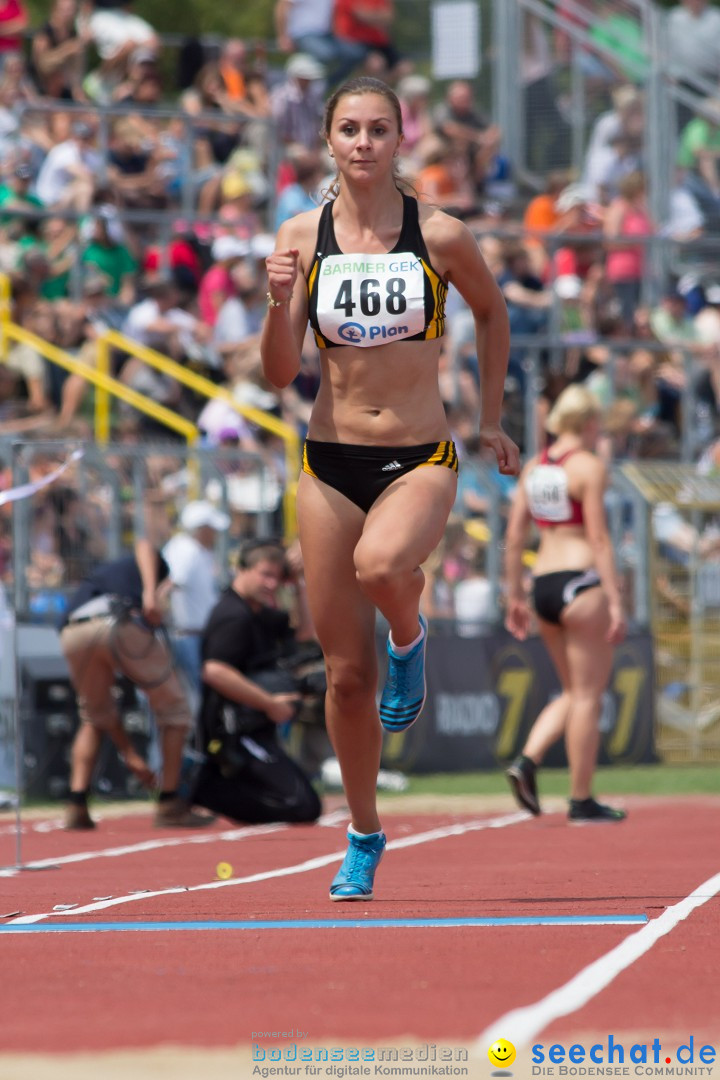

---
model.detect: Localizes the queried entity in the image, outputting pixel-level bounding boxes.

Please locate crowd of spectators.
[1,0,720,618]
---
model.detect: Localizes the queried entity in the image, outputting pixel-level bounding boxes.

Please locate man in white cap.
[163,500,231,706]
[270,53,326,148]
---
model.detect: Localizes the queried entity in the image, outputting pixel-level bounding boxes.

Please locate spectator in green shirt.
[0,162,43,230]
[14,216,77,300]
[588,1,648,85]
[650,289,698,344]
[677,100,720,204]
[80,208,138,305]
[40,216,77,300]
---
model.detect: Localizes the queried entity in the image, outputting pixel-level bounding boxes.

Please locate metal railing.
[98,329,301,535]
[0,275,199,445]
[0,438,280,619]
[492,0,720,232]
[485,331,714,465]
[0,434,647,633]
[620,462,720,762]
[14,96,280,226]
[0,272,299,534]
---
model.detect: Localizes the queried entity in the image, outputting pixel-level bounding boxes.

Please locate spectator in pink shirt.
[198,235,249,328]
[604,170,654,331]
[397,75,433,165]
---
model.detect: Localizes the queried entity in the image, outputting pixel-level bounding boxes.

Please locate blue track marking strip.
[0,915,648,933]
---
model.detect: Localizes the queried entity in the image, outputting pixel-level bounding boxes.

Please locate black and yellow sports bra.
[306,193,447,349]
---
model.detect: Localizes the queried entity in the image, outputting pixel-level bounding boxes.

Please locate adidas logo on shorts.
[381,460,403,472]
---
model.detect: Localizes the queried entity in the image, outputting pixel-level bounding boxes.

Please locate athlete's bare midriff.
[307,337,450,444]
[532,526,595,576]
[527,448,600,575]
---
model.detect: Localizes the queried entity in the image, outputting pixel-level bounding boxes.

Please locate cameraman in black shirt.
[191,539,322,824]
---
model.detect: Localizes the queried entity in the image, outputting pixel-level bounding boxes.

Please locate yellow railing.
[0,273,9,323]
[0,274,198,445]
[0,327,199,444]
[98,329,301,536]
[1,272,303,537]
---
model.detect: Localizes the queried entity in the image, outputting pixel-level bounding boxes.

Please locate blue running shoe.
[379,615,427,733]
[329,829,387,901]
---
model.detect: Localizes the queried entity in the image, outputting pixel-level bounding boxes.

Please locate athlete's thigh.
[361,464,458,568]
[536,617,571,690]
[297,472,377,668]
[561,588,614,694]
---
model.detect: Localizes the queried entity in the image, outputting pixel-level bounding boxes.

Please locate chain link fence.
[0,438,282,621]
[493,0,720,237]
[4,439,718,765]
[620,462,720,762]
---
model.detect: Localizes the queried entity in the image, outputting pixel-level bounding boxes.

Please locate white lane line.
[476,869,720,1051]
[0,808,350,879]
[0,824,283,877]
[0,822,65,837]
[0,806,353,838]
[9,812,528,924]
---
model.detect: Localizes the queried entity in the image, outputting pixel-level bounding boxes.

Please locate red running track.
[0,796,718,1055]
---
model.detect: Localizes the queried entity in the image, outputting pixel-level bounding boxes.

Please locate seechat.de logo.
[338,322,366,342]
[531,1035,717,1070]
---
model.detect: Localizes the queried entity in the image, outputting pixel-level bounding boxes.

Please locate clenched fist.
[266,248,300,304]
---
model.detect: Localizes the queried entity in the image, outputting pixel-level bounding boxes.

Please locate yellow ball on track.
[216,862,233,880]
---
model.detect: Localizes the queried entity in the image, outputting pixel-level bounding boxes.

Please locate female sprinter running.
[261,77,519,898]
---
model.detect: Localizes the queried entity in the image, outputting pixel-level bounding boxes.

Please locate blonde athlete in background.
[261,77,519,900]
[504,385,627,823]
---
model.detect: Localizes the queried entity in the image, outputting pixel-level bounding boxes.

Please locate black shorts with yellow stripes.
[302,439,458,514]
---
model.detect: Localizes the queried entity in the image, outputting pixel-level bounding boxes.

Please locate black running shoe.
[506,755,541,816]
[568,797,627,823]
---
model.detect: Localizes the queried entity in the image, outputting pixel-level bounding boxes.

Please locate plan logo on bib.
[337,322,366,343]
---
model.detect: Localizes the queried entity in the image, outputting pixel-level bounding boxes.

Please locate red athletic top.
[525,448,584,528]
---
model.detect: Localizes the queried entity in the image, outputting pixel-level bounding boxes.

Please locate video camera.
[203,641,327,779]
[276,640,327,725]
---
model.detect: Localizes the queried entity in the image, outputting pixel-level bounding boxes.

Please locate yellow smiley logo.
[488,1039,516,1069]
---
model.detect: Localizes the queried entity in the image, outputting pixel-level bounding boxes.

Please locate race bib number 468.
[316,252,426,347]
